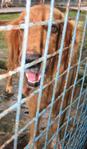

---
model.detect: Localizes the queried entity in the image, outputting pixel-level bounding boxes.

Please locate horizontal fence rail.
[0,0,87,149]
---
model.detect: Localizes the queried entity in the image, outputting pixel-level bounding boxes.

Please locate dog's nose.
[26,53,41,63]
[25,53,41,73]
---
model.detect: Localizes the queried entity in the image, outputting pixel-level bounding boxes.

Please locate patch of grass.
[0,13,20,50]
[0,13,19,21]
[0,31,8,63]
[0,13,20,61]
[0,32,7,49]
[69,10,86,21]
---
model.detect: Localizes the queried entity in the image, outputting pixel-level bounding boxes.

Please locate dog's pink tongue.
[26,71,40,83]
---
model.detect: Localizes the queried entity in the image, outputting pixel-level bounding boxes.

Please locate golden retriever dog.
[4,4,79,148]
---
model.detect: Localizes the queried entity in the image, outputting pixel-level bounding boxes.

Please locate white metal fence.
[0,0,87,149]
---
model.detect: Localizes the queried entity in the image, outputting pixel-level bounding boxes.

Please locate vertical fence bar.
[79,89,87,122]
[62,13,87,148]
[55,0,81,148]
[74,58,87,123]
[44,1,70,148]
[67,14,87,146]
[0,0,87,149]
[13,0,31,149]
[73,111,87,149]
[72,63,87,145]
[65,89,87,148]
[32,0,55,148]
[73,118,87,149]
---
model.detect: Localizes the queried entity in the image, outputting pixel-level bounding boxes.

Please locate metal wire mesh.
[0,0,87,149]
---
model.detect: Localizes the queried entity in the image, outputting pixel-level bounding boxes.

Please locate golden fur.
[3,4,79,148]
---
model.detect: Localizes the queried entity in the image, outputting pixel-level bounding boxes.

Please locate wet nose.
[26,53,41,63]
[25,53,41,73]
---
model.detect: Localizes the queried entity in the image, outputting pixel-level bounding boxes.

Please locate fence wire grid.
[0,0,87,149]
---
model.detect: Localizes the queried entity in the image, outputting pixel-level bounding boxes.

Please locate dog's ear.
[57,20,80,70]
[65,20,80,50]
[58,21,79,48]
[65,22,73,46]
[51,21,79,71]
[66,21,80,62]
[6,24,22,70]
[6,12,25,70]
[56,21,76,49]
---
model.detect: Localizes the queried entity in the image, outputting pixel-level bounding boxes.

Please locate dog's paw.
[26,140,38,149]
[50,138,62,149]
[6,85,13,94]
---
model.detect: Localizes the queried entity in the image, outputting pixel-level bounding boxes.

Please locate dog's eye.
[51,25,58,33]
[43,24,58,34]
[43,25,48,31]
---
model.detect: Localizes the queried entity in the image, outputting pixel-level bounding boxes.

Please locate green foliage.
[69,10,86,21]
[0,13,19,21]
[0,13,20,65]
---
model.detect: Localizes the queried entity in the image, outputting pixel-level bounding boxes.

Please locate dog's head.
[7,5,79,89]
[22,5,64,87]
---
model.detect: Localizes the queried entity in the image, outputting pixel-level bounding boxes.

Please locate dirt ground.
[0,74,29,148]
[0,70,57,148]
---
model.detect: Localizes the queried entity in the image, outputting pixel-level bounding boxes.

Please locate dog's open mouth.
[25,71,41,87]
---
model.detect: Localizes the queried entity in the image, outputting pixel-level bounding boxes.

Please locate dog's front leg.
[6,76,13,94]
[26,95,40,149]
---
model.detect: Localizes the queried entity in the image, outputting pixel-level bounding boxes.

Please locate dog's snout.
[25,53,41,73]
[26,53,41,63]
